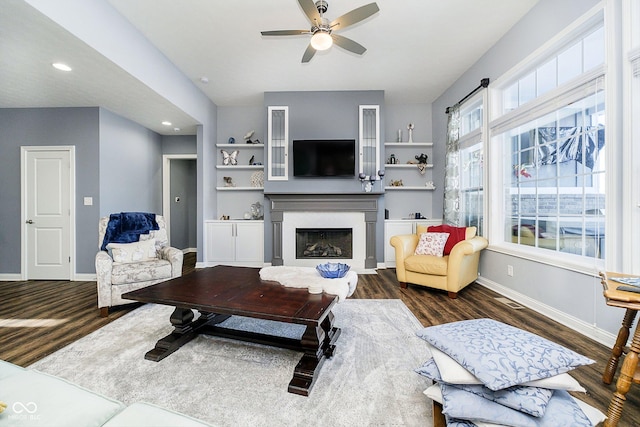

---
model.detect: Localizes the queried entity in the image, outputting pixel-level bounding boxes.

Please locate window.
[490,17,606,263]
[459,98,484,234]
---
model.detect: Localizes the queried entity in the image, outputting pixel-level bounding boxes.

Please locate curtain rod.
[445,78,490,114]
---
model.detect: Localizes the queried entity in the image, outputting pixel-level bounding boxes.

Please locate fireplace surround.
[266,194,380,269]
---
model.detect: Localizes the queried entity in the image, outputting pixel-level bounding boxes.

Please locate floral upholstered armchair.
[96,214,183,317]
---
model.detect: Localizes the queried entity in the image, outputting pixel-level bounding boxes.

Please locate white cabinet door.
[384,221,414,267]
[205,220,264,266]
[206,222,236,263]
[235,221,264,263]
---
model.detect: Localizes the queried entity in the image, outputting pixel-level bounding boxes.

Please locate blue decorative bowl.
[316,262,350,279]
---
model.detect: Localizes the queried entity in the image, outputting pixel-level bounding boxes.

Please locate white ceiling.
[1,0,539,135]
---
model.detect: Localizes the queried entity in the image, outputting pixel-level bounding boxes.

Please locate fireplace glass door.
[296,228,353,259]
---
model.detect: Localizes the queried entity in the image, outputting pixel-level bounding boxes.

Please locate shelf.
[385,186,436,191]
[384,142,433,147]
[216,165,264,170]
[216,143,264,148]
[384,164,433,169]
[216,186,264,191]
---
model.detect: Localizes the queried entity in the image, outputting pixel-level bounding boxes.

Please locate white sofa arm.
[158,246,184,278]
[95,251,113,309]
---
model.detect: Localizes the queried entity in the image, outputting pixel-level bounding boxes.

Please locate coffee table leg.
[144,307,197,362]
[288,313,341,396]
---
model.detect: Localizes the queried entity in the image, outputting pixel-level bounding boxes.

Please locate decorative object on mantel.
[425,181,436,190]
[228,137,235,144]
[390,179,404,187]
[250,170,264,188]
[221,149,238,165]
[407,123,414,143]
[220,215,230,220]
[223,176,235,187]
[377,170,385,190]
[251,201,264,219]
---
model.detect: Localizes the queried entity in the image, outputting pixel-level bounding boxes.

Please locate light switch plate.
[83,197,93,206]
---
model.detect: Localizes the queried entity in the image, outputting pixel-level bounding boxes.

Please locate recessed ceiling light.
[200,77,209,84]
[162,121,172,126]
[173,127,181,132]
[52,62,72,72]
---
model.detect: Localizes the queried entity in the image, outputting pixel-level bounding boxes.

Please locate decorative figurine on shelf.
[228,137,235,144]
[397,129,402,142]
[249,155,255,165]
[415,153,428,164]
[244,130,255,144]
[223,176,235,187]
[407,123,414,143]
[251,201,264,220]
[415,153,428,174]
[221,149,238,165]
[390,179,404,187]
[425,181,436,189]
[387,154,397,164]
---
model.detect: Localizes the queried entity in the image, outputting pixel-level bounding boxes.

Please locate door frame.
[162,154,197,247]
[20,146,76,281]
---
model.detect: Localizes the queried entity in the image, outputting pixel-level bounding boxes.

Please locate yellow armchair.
[390,225,488,298]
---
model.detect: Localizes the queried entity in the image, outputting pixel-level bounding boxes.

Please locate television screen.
[293,139,356,177]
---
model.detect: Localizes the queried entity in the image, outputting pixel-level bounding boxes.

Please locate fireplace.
[266,194,380,269]
[296,228,353,259]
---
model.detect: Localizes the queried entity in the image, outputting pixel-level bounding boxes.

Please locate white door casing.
[21,146,75,280]
[162,154,197,247]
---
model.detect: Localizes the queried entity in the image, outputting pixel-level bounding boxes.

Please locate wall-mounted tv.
[293,139,356,177]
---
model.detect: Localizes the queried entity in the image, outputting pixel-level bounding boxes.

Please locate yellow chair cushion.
[405,254,448,276]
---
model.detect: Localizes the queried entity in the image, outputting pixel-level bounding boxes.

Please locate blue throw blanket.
[100,212,159,251]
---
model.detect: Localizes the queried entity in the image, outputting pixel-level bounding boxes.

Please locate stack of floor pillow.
[414,318,607,426]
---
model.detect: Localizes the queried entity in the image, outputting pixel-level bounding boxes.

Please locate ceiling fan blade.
[261,30,308,36]
[302,44,316,63]
[330,3,379,30]
[331,34,366,55]
[298,0,321,25]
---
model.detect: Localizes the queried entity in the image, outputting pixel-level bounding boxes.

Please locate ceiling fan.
[261,0,380,63]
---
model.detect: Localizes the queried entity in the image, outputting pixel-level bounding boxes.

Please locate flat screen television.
[293,139,356,177]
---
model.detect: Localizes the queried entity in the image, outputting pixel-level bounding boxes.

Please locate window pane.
[558,42,582,85]
[583,26,604,70]
[496,88,605,259]
[537,58,557,96]
[504,82,519,112]
[519,72,536,105]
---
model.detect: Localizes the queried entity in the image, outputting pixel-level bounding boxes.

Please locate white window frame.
[624,0,640,273]
[486,3,614,273]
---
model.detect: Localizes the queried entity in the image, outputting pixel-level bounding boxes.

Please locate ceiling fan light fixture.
[310,31,332,51]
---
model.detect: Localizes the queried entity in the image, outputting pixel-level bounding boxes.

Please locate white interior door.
[23,147,73,280]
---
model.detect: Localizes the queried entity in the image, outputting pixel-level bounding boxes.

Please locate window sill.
[486,243,604,276]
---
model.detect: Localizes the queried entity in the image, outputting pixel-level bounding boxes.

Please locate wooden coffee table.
[122,265,340,396]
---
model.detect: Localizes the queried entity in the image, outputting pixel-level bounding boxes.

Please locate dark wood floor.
[1,253,638,425]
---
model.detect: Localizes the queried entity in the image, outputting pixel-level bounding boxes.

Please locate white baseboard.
[0,274,22,281]
[476,276,616,348]
[74,273,97,281]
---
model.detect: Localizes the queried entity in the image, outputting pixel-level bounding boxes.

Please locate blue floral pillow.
[441,385,592,427]
[416,358,553,417]
[416,318,594,390]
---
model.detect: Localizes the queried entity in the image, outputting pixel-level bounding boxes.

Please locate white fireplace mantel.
[266,194,380,269]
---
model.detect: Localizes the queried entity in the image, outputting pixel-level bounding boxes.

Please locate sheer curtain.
[443,105,461,225]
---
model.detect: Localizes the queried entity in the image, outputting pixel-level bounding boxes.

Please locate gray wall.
[431,0,621,339]
[99,108,163,216]
[162,135,197,155]
[170,159,197,250]
[0,107,100,275]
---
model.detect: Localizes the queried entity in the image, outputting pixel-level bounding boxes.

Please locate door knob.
[26,219,34,224]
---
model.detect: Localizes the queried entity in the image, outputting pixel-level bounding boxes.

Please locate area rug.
[30,300,433,426]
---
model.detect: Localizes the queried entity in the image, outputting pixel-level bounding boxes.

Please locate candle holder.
[377,170,385,190]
